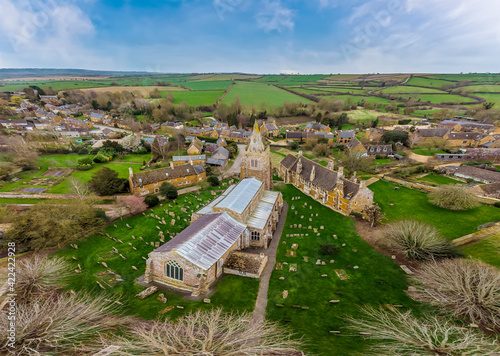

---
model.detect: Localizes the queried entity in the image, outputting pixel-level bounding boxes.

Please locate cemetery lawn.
[461,234,500,268]
[371,180,500,239]
[56,188,259,321]
[267,184,428,356]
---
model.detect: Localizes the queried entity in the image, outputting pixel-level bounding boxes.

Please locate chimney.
[338,167,344,180]
[327,161,334,171]
[128,167,133,178]
[170,161,174,169]
[297,158,303,174]
[310,165,316,182]
[298,150,303,157]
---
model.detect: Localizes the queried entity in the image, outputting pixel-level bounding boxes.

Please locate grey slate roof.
[152,212,246,270]
[455,166,500,183]
[338,130,355,138]
[206,158,227,166]
[173,155,206,161]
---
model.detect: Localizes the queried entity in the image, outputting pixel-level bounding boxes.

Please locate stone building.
[187,137,203,155]
[145,178,283,295]
[279,152,374,215]
[240,122,273,189]
[129,164,206,196]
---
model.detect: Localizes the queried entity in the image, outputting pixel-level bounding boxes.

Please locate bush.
[77,156,93,165]
[76,164,92,171]
[384,220,461,261]
[494,202,500,208]
[412,259,500,332]
[320,244,339,255]
[93,154,108,163]
[429,184,480,210]
[159,182,178,200]
[144,194,160,207]
[207,176,220,187]
[88,167,127,196]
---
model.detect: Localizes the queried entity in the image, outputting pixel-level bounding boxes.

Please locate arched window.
[166,260,183,281]
[251,231,260,241]
[250,159,254,168]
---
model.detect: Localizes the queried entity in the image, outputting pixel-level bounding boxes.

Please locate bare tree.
[412,259,500,332]
[383,220,460,261]
[348,306,499,356]
[429,184,480,210]
[101,308,303,355]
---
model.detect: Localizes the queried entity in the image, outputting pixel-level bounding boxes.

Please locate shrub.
[429,184,480,210]
[77,156,93,165]
[144,194,160,207]
[159,182,178,200]
[93,154,108,163]
[494,202,500,208]
[412,259,500,332]
[76,164,92,171]
[320,244,339,255]
[384,220,461,261]
[348,306,499,355]
[207,176,220,187]
[88,167,127,196]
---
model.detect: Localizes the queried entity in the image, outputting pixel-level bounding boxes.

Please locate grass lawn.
[412,148,448,156]
[370,180,500,239]
[55,188,259,321]
[461,234,500,268]
[394,94,476,104]
[160,90,225,106]
[380,86,447,94]
[267,184,428,356]
[372,158,392,166]
[222,81,311,108]
[418,174,464,185]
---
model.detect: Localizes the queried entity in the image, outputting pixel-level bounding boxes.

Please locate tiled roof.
[415,128,450,138]
[173,155,206,162]
[131,164,204,186]
[455,166,500,183]
[447,132,486,140]
[153,212,246,270]
[212,146,229,159]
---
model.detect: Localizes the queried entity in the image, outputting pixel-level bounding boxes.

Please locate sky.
[0,0,499,74]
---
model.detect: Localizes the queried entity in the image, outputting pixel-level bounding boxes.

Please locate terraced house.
[145,178,283,295]
[279,152,374,215]
[128,164,206,196]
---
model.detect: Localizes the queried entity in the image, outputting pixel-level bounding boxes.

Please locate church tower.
[240,121,273,189]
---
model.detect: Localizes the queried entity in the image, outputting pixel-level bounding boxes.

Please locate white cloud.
[256,0,294,32]
[316,0,339,9]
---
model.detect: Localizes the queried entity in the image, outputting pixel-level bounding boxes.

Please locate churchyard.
[55,184,259,320]
[266,184,429,356]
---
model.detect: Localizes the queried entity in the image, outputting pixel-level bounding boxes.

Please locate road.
[222,144,246,179]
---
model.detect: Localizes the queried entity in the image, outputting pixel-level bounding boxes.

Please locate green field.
[161,90,225,106]
[380,86,447,94]
[473,93,500,107]
[417,174,464,185]
[412,149,448,156]
[222,81,311,107]
[55,188,259,321]
[461,234,500,268]
[371,180,500,240]
[180,80,232,91]
[393,94,476,104]
[405,76,454,89]
[459,84,500,93]
[266,184,428,356]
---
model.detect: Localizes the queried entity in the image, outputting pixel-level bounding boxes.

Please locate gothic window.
[166,260,183,281]
[251,231,260,241]
[251,159,255,168]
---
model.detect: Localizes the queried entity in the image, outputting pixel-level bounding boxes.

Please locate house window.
[154,188,159,193]
[166,260,183,281]
[251,231,260,241]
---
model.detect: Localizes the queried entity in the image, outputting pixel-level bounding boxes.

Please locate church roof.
[215,178,263,214]
[152,212,246,270]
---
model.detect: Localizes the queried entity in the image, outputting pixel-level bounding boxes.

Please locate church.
[144,122,282,296]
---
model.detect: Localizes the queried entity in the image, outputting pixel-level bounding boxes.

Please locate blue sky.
[0,0,499,73]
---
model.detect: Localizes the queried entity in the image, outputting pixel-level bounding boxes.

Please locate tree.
[5,203,107,250]
[207,176,220,187]
[428,184,480,210]
[144,194,160,207]
[289,140,299,150]
[312,143,330,157]
[10,96,23,104]
[383,220,461,261]
[382,130,409,145]
[337,151,372,176]
[121,195,147,215]
[100,308,302,355]
[149,88,161,98]
[361,204,385,227]
[121,135,143,153]
[88,167,127,196]
[227,142,239,159]
[348,306,498,356]
[5,136,39,167]
[159,182,178,199]
[412,259,500,332]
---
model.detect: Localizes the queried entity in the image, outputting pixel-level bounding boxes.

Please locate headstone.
[282,290,289,299]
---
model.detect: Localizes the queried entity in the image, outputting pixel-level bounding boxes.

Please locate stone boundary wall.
[224,254,268,279]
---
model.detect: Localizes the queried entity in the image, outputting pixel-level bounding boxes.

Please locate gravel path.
[251,201,288,326]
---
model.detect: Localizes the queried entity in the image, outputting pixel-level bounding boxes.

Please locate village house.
[89,112,108,124]
[260,122,279,137]
[172,155,206,167]
[279,152,374,215]
[411,128,450,144]
[187,137,204,155]
[365,128,385,143]
[366,144,394,157]
[39,95,60,106]
[347,138,368,156]
[454,166,500,184]
[337,130,356,145]
[128,164,206,196]
[445,132,487,147]
[207,146,230,167]
[305,122,331,133]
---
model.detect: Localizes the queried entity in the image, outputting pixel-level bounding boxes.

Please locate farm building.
[454,166,500,184]
[279,152,374,215]
[145,178,283,295]
[172,155,206,167]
